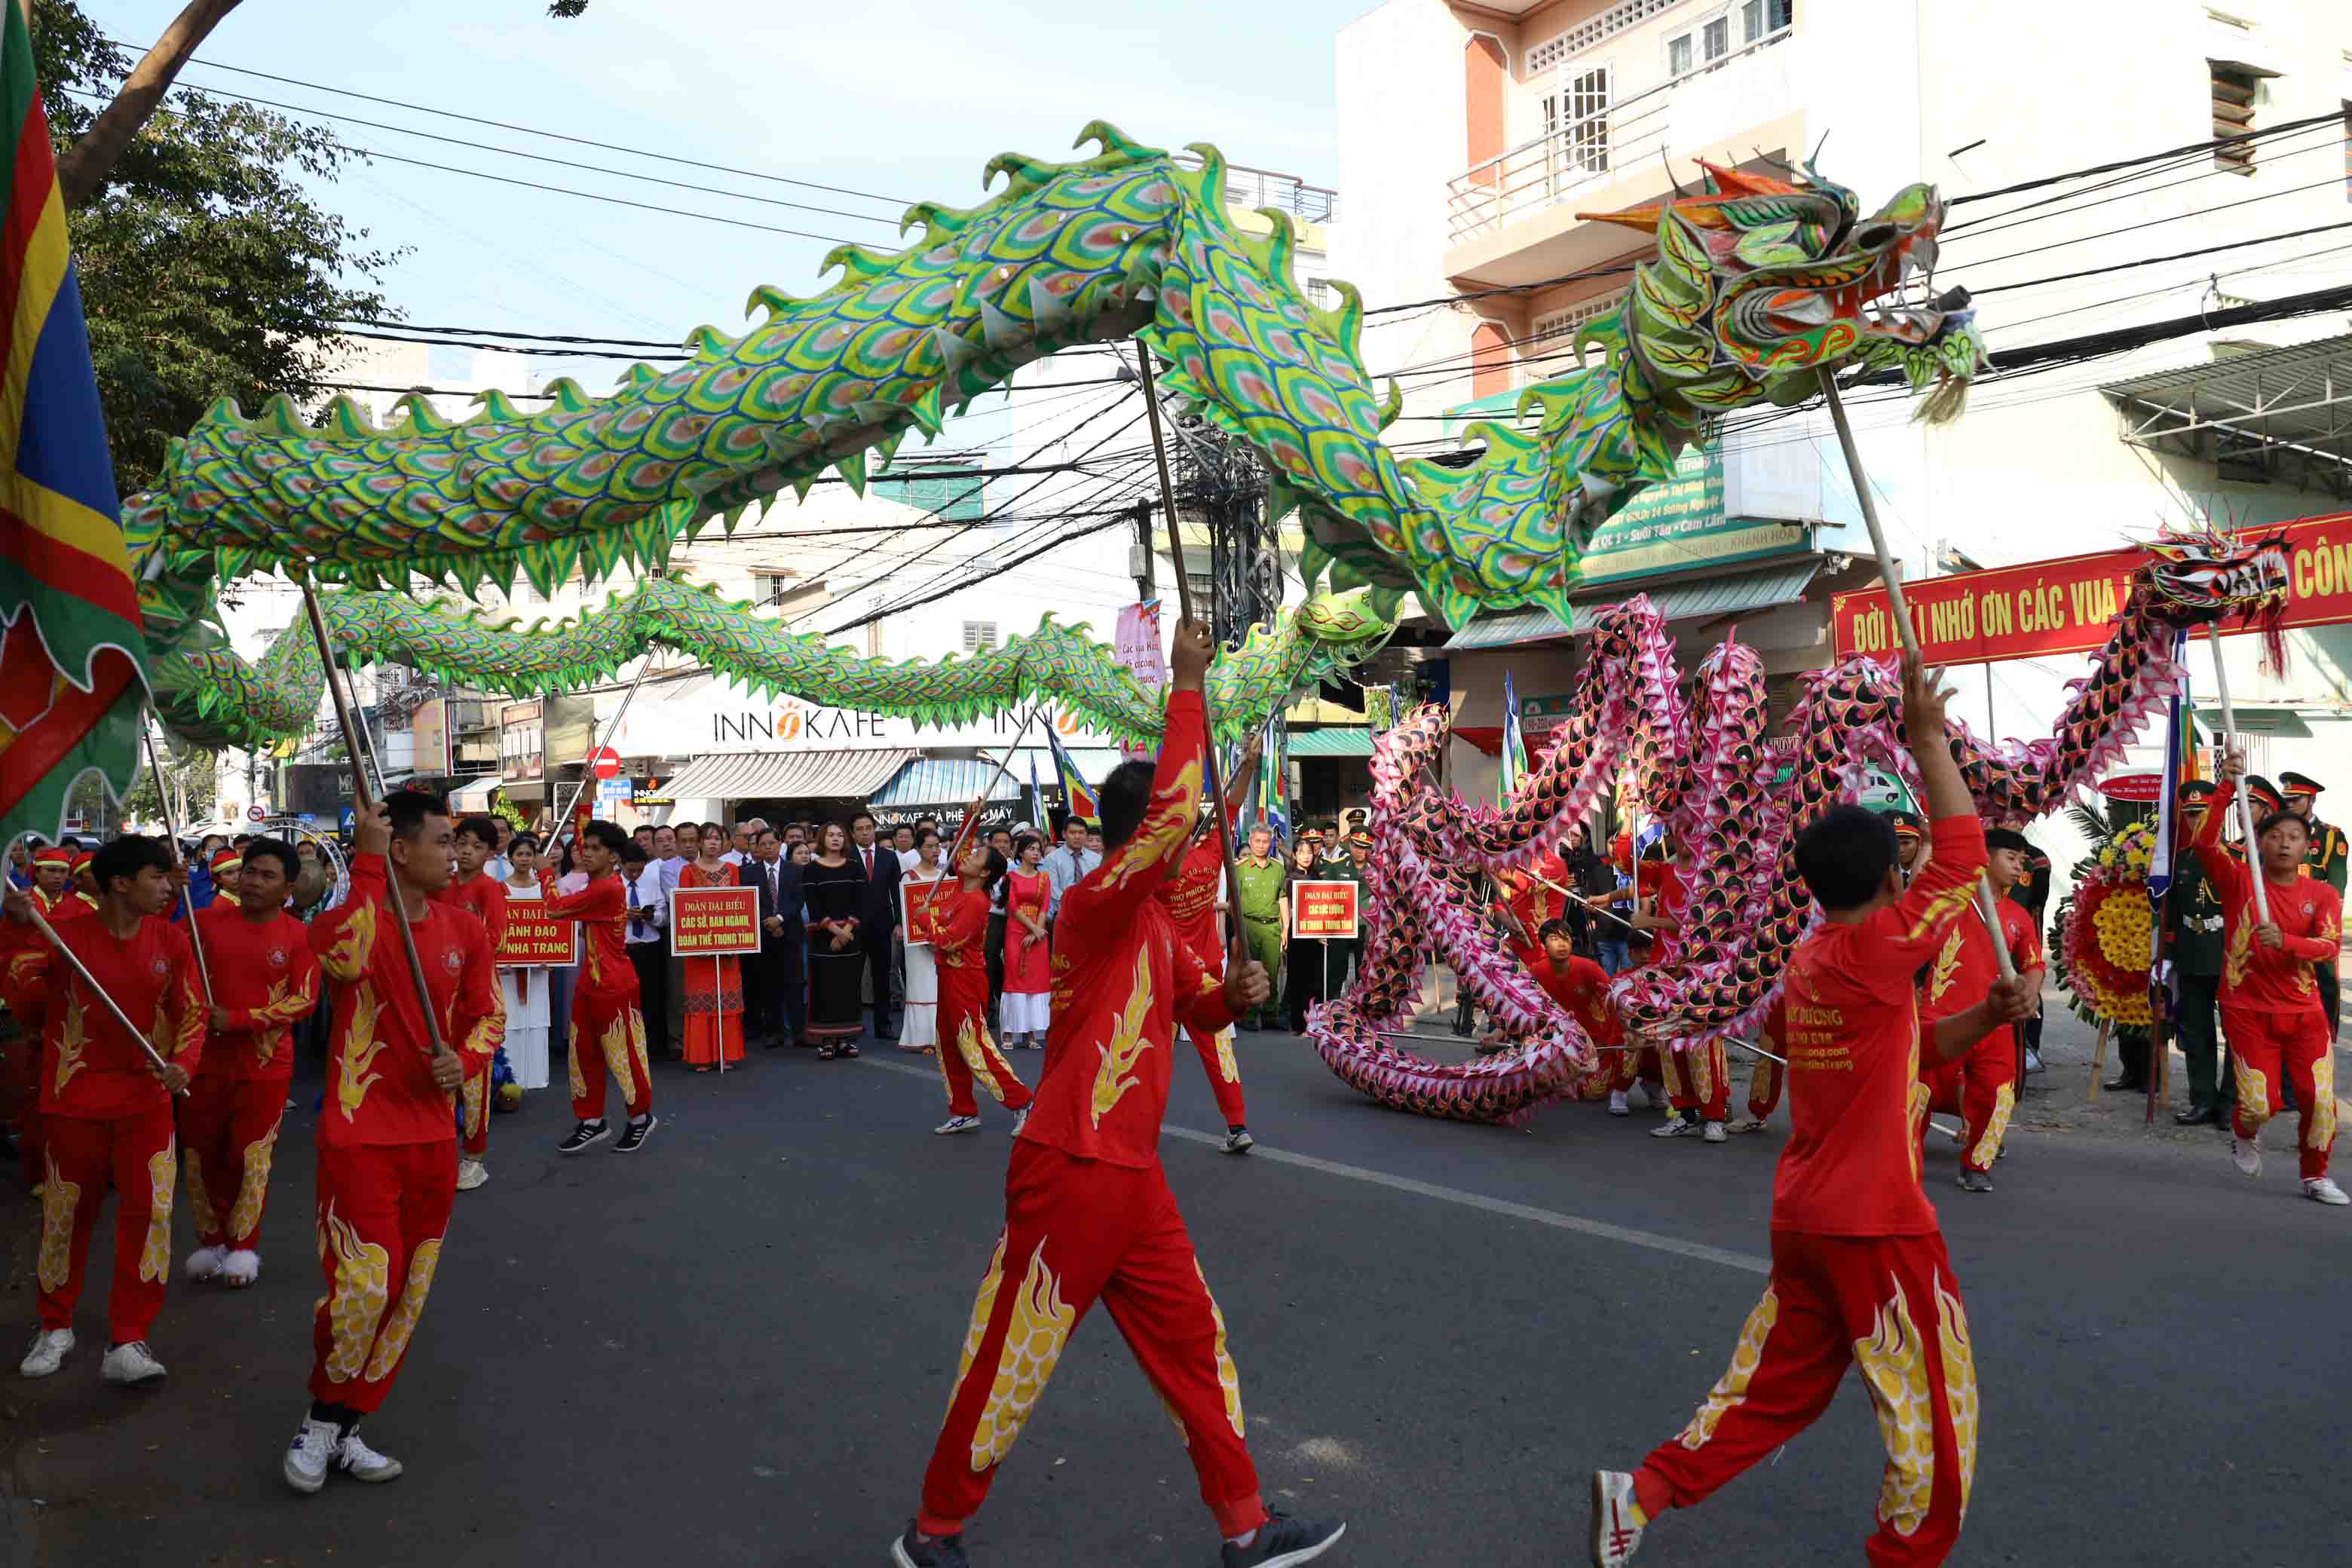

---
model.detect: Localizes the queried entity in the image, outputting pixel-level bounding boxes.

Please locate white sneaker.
[1607,1089,1630,1117]
[284,1416,338,1494]
[2303,1177,2350,1206]
[2024,1047,2045,1075]
[1729,1116,1769,1134]
[1223,1125,1255,1155]
[1010,1107,1030,1138]
[185,1245,226,1282]
[1628,1083,1655,1111]
[455,1158,488,1191]
[933,1113,982,1136]
[1589,1469,1646,1566]
[18,1328,73,1379]
[335,1430,403,1483]
[1701,1121,1727,1144]
[1649,1116,1696,1139]
[220,1249,261,1288]
[100,1340,167,1385]
[2230,1134,2262,1178]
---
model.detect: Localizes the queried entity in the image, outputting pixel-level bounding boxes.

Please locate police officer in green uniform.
[1232,822,1291,1030]
[2168,779,2233,1125]
[1321,831,1372,991]
[2280,771,2345,1037]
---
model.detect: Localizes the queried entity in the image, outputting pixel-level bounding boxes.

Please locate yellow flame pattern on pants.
[319,1201,391,1384]
[461,1066,488,1140]
[1934,1276,1978,1522]
[136,1139,177,1284]
[363,1236,443,1383]
[1677,1285,1781,1450]
[2233,1052,2271,1125]
[1687,1040,1717,1108]
[1211,1028,1240,1085]
[1906,1081,1931,1178]
[36,1153,81,1294]
[1966,1082,2016,1173]
[1193,1259,1246,1439]
[969,1239,1074,1472]
[954,1018,1019,1105]
[228,1120,280,1243]
[568,1018,590,1101]
[599,1010,647,1102]
[944,1233,1008,1428]
[184,1147,222,1241]
[2309,1049,2338,1151]
[1854,1276,1934,1539]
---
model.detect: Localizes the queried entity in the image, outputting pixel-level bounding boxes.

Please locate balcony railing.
[1445,22,1791,244]
[1174,152,1338,225]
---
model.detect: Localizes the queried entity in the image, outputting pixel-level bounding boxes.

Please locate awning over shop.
[1286,728,1374,758]
[659,748,919,803]
[1441,559,1823,651]
[443,775,502,812]
[871,750,1125,806]
[2104,335,2352,501]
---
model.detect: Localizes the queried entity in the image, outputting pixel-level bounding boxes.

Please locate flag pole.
[141,726,215,1007]
[1817,368,2018,984]
[1130,345,1245,951]
[929,694,1040,917]
[550,635,662,845]
[294,565,458,1070]
[2202,623,2268,924]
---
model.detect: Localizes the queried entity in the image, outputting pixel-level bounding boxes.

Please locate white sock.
[629,1113,649,1128]
[1226,1527,1258,1548]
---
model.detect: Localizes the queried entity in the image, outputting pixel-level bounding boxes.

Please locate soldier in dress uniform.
[2167,779,2232,1125]
[2280,771,2345,1038]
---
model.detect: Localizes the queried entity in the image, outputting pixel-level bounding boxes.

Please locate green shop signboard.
[1572,441,1808,589]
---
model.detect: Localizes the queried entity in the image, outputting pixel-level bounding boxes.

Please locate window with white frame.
[1518,292,1625,387]
[1542,67,1612,179]
[1305,277,1333,308]
[962,620,998,654]
[1667,0,1787,78]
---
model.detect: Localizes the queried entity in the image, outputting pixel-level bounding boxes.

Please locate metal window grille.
[2210,61,2260,174]
[962,620,998,654]
[1529,0,1686,70]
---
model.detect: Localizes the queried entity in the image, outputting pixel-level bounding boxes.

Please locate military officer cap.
[2243,775,2283,816]
[1884,807,1926,842]
[2280,771,2324,799]
[2179,779,2218,803]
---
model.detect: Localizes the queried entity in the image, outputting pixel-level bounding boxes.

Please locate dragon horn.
[1689,159,1802,198]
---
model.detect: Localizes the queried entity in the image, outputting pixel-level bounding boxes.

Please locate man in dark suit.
[849,809,902,1040]
[746,828,806,1047]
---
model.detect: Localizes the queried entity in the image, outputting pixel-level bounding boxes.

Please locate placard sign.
[669,884,762,956]
[497,900,579,969]
[1291,879,1361,940]
[901,877,954,948]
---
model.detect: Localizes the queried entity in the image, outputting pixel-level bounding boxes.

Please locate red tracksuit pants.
[1746,1051,1783,1122]
[1633,1229,1978,1567]
[311,1138,458,1415]
[1664,1039,1729,1122]
[938,965,1031,1119]
[38,1104,177,1343]
[918,1142,1267,1541]
[2225,1003,2335,1179]
[459,1052,493,1159]
[1923,1032,2018,1174]
[1181,1026,1248,1127]
[1612,1045,1665,1094]
[568,990,652,1122]
[7,1032,41,1182]
[179,1072,288,1251]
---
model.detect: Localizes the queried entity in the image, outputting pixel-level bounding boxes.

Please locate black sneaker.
[1957,1168,1993,1193]
[1222,1510,1346,1566]
[889,1521,969,1566]
[1223,1125,1255,1155]
[614,1115,657,1153]
[557,1120,610,1156]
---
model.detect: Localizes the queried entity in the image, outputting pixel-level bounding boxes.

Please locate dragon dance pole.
[20,904,187,1094]
[1131,346,1246,945]
[550,648,660,846]
[141,726,216,1007]
[1816,368,2019,985]
[2201,623,2268,923]
[295,567,458,1070]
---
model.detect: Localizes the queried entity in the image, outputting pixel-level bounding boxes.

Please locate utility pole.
[1129,501,1156,602]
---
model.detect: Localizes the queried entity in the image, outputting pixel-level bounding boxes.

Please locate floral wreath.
[2056,816,2159,1031]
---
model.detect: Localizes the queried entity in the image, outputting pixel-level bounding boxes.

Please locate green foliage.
[122,735,217,827]
[32,0,404,488]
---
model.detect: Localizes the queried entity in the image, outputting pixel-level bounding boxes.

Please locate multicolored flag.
[1254,712,1288,842]
[1497,671,1528,808]
[1045,723,1098,820]
[0,4,145,844]
[2147,631,2194,902]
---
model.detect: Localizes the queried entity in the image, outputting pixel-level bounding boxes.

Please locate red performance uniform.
[2191,803,2341,1178]
[184,904,320,1254]
[1629,815,1987,1567]
[931,883,1031,1119]
[1747,996,1787,1124]
[434,874,508,1156]
[1497,849,1573,934]
[1511,938,1619,1101]
[1915,893,2041,1174]
[3,911,203,1345]
[1157,833,1248,1127]
[918,689,1268,1543]
[308,853,498,1415]
[539,871,651,1124]
[4,885,88,1177]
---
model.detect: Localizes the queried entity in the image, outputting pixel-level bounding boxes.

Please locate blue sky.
[93,1,1370,386]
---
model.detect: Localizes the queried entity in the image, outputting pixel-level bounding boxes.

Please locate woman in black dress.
[801,822,865,1058]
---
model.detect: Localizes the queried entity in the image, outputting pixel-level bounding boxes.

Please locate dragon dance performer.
[2278,770,2344,1040]
[925,835,1033,1138]
[1508,917,1619,1092]
[1732,995,1787,1135]
[205,847,242,909]
[184,839,320,1288]
[540,821,657,1156]
[1592,654,2026,1568]
[1159,746,1262,1156]
[6,844,85,1183]
[892,619,1345,1568]
[2198,752,2345,1205]
[283,792,498,1494]
[1914,828,2044,1194]
[1626,842,1730,1142]
[433,816,510,1188]
[4,838,204,1386]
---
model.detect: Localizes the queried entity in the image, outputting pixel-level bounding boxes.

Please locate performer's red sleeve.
[2286,889,2342,962]
[2190,791,2249,907]
[1,923,54,1018]
[1171,928,1239,1039]
[538,875,615,925]
[312,854,387,982]
[1854,816,1988,1003]
[166,926,205,1076]
[1085,688,1208,925]
[453,919,504,1061]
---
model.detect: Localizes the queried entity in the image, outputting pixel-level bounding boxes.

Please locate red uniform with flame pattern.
[182,903,320,1254]
[1158,832,1248,1126]
[1915,896,2041,1174]
[537,870,652,1123]
[434,872,509,1155]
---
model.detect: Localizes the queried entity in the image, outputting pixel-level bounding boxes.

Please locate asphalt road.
[4,1018,2348,1567]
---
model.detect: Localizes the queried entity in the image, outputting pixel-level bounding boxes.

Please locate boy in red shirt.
[1514,917,1621,1047]
[283,790,498,1495]
[2198,751,2345,1204]
[892,620,1344,1568]
[185,838,320,1288]
[434,816,510,1187]
[1591,654,2033,1568]
[5,837,204,1385]
[1916,827,2044,1193]
[542,819,657,1156]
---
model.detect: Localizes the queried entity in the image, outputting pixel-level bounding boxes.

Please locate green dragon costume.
[118,127,1983,751]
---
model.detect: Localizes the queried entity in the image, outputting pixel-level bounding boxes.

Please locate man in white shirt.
[1040,813,1101,920]
[724,818,764,867]
[654,822,689,1049]
[622,847,670,1058]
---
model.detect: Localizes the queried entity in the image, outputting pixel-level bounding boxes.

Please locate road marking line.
[854,1055,1769,1275]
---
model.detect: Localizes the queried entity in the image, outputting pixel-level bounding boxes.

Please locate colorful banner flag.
[2147,631,2193,902]
[1498,671,1527,808]
[1255,712,1288,842]
[0,3,146,843]
[1045,724,1098,820]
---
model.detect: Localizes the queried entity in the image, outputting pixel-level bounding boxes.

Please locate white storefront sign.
[600,678,1119,756]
